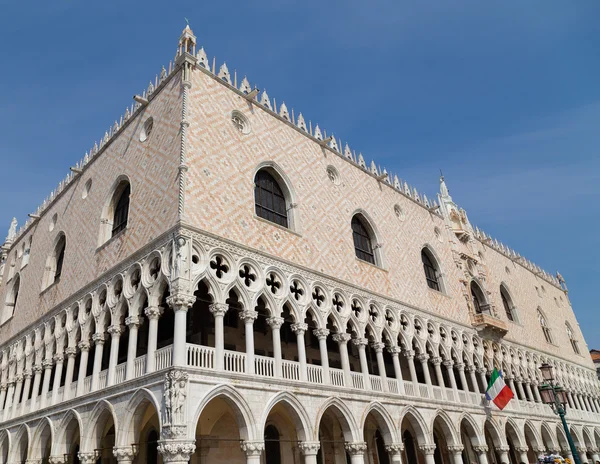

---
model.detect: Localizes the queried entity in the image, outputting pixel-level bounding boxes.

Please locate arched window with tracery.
[254,170,289,228]
[538,308,552,344]
[566,322,579,354]
[351,214,376,265]
[99,178,132,245]
[421,248,441,291]
[470,281,488,314]
[1,273,20,324]
[42,233,66,290]
[500,285,516,322]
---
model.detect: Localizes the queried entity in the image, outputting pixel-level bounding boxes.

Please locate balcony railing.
[2,342,598,426]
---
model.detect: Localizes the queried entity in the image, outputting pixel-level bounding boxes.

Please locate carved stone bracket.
[157,440,196,463]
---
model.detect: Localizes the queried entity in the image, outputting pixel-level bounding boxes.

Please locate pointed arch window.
[538,308,553,344]
[1,274,20,324]
[351,215,376,264]
[54,236,66,282]
[421,249,441,291]
[500,285,516,322]
[470,281,488,314]
[112,184,130,236]
[42,234,66,290]
[254,170,288,228]
[566,323,579,354]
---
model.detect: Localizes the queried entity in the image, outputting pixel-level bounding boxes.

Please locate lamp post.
[538,363,581,464]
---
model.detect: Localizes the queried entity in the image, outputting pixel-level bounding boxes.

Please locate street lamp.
[538,363,581,464]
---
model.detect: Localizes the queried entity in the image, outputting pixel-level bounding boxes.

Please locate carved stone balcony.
[470,309,508,337]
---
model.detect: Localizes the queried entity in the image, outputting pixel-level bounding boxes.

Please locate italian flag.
[485,368,514,410]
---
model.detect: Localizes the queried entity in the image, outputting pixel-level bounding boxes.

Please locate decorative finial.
[6,218,17,242]
[185,17,190,26]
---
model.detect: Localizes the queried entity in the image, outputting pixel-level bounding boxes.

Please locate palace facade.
[0,25,598,464]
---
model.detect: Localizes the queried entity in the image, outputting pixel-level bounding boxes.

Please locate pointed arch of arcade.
[524,420,543,451]
[8,423,30,464]
[118,388,162,447]
[582,427,596,453]
[399,406,430,446]
[29,416,54,461]
[259,391,313,442]
[484,417,507,448]
[505,419,526,448]
[540,422,558,452]
[360,401,399,445]
[191,384,257,441]
[54,409,84,457]
[314,397,361,442]
[430,410,460,446]
[0,428,12,464]
[80,399,119,453]
[459,413,485,446]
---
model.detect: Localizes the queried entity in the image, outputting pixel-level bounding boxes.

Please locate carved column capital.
[108,325,123,337]
[430,356,442,366]
[332,333,351,344]
[385,443,405,455]
[419,444,436,455]
[514,446,529,453]
[65,347,77,357]
[209,303,229,318]
[404,349,416,360]
[371,342,385,353]
[42,359,53,369]
[495,445,511,453]
[442,360,454,369]
[416,353,430,363]
[48,456,67,464]
[344,442,367,456]
[77,452,99,464]
[313,328,329,340]
[32,364,43,374]
[267,316,284,329]
[113,446,137,462]
[298,441,321,456]
[473,445,489,454]
[239,310,258,323]
[145,306,163,320]
[291,322,308,335]
[351,337,368,347]
[78,340,91,351]
[455,362,465,370]
[53,353,64,364]
[387,345,402,355]
[125,316,140,328]
[240,441,265,456]
[92,333,105,345]
[448,445,464,454]
[166,294,195,312]
[157,440,196,463]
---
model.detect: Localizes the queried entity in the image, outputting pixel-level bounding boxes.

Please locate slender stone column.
[477,368,488,393]
[332,333,352,386]
[125,316,140,381]
[40,358,53,408]
[240,310,258,375]
[567,391,575,409]
[345,442,367,464]
[313,328,330,384]
[578,447,589,463]
[76,341,90,396]
[388,346,404,394]
[0,383,6,414]
[2,381,14,421]
[514,446,529,464]
[516,380,527,402]
[268,317,284,378]
[353,338,371,390]
[456,363,468,391]
[419,444,437,464]
[210,303,229,371]
[240,441,264,464]
[298,441,320,464]
[51,353,64,405]
[495,446,511,464]
[448,445,465,464]
[443,360,457,390]
[19,371,31,416]
[106,325,123,387]
[431,357,446,391]
[524,381,534,402]
[11,375,23,418]
[145,306,162,373]
[386,443,405,464]
[291,323,308,381]
[532,382,542,403]
[113,446,137,464]
[166,294,196,367]
[405,350,418,391]
[29,364,43,413]
[62,347,76,401]
[474,445,489,464]
[583,395,593,412]
[90,333,105,392]
[467,365,480,393]
[417,353,433,395]
[372,342,389,392]
[590,449,600,464]
[157,440,196,464]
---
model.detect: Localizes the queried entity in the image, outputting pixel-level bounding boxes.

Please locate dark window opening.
[254,170,288,228]
[422,250,440,291]
[351,216,375,264]
[112,184,131,236]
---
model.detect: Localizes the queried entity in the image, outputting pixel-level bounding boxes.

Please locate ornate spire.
[440,172,451,199]
[178,23,197,58]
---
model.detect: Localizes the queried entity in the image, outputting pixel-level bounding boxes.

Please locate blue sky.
[0,1,598,349]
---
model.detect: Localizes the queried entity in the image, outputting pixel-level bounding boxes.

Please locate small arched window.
[500,285,515,322]
[112,184,130,236]
[470,281,487,314]
[54,236,66,282]
[351,215,375,265]
[566,323,579,354]
[421,249,441,291]
[254,170,288,228]
[2,274,20,324]
[538,308,552,344]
